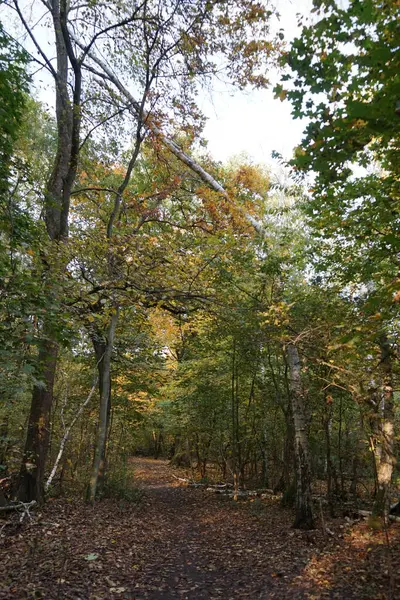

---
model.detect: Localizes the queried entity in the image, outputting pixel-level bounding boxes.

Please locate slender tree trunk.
[371,334,396,521]
[276,362,296,501]
[87,308,119,503]
[91,333,112,493]
[153,431,163,459]
[350,413,363,499]
[45,378,97,491]
[0,416,9,470]
[231,338,239,500]
[323,398,335,516]
[282,407,295,503]
[286,343,315,529]
[338,395,345,499]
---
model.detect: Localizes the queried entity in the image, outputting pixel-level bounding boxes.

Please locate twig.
[0,500,37,513]
[0,500,37,523]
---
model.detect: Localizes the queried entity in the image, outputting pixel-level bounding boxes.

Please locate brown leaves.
[1,459,399,599]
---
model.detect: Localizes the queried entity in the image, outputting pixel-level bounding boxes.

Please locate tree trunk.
[91,333,112,493]
[279,406,296,505]
[286,343,315,529]
[87,309,119,503]
[18,337,58,503]
[0,416,9,471]
[371,334,396,521]
[350,413,363,499]
[323,398,335,516]
[18,0,82,503]
[231,338,239,500]
[259,428,269,488]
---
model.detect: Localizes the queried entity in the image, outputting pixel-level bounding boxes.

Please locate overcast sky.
[200,0,313,165]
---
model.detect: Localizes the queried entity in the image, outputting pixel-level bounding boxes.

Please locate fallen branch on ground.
[357,509,400,523]
[0,501,36,513]
[0,500,37,523]
[171,476,276,498]
[171,474,193,484]
[206,487,274,498]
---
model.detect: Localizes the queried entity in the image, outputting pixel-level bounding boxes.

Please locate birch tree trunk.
[286,343,315,529]
[370,334,396,522]
[45,379,97,491]
[279,407,296,506]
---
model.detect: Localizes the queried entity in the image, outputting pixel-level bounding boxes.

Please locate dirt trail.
[1,458,399,599]
[130,459,303,599]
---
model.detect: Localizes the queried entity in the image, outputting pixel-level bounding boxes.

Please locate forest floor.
[1,458,399,600]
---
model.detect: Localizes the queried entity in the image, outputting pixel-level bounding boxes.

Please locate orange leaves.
[231,163,267,192]
[195,185,235,230]
[370,313,382,320]
[393,290,400,303]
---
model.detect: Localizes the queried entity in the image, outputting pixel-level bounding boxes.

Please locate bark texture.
[18,337,58,503]
[87,309,119,503]
[286,343,315,529]
[371,334,396,520]
[91,333,112,493]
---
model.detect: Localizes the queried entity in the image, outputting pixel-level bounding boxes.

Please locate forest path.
[115,458,309,599]
[1,458,399,599]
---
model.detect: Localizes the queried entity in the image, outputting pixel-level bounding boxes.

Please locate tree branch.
[12,0,58,79]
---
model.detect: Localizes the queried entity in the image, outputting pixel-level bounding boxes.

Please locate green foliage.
[0,99,66,405]
[281,0,400,314]
[0,22,29,196]
[102,460,143,503]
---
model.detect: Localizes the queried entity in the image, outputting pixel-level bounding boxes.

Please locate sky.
[200,0,314,165]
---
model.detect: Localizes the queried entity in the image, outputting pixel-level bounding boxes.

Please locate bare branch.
[79,105,130,150]
[79,1,147,63]
[13,0,57,79]
[45,377,98,491]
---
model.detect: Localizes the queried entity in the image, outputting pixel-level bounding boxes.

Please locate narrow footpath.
[1,458,398,599]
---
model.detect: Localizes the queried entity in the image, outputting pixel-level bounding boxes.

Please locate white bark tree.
[286,343,315,530]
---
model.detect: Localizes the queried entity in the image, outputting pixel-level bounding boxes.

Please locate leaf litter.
[1,458,399,599]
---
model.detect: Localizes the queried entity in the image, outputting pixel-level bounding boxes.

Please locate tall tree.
[5,0,280,502]
[286,343,314,529]
[281,0,400,519]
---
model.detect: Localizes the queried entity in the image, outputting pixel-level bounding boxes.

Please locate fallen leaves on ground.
[0,459,398,599]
